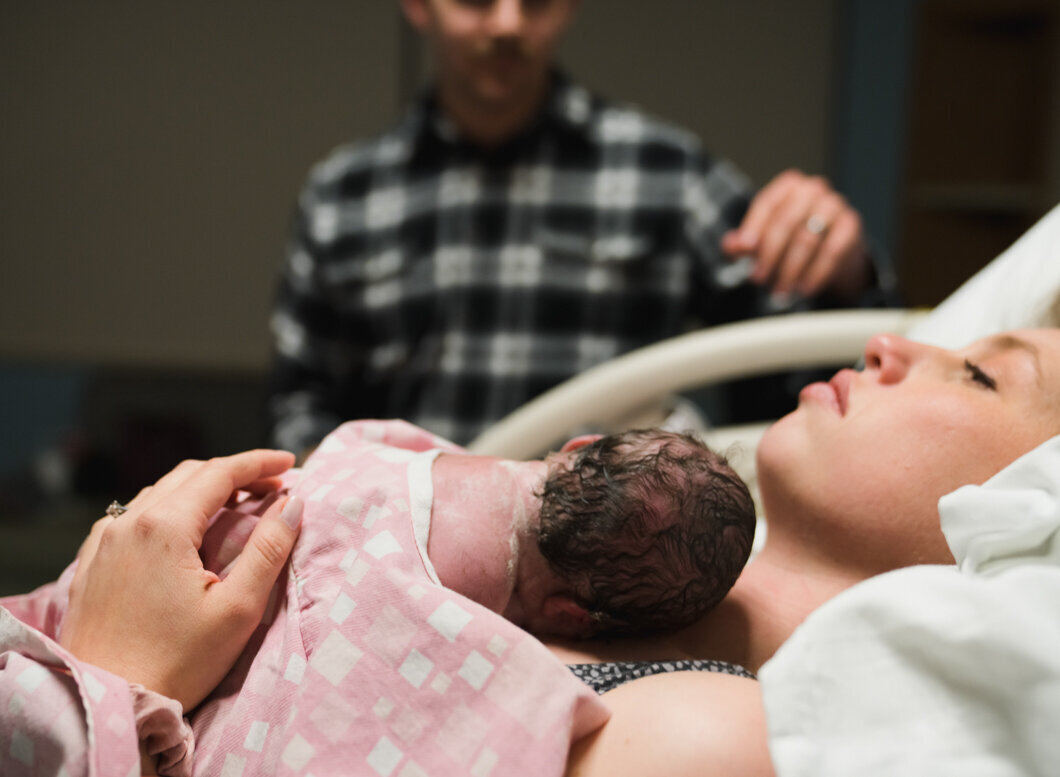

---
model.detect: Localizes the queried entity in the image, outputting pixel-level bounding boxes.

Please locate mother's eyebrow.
[989,334,1043,387]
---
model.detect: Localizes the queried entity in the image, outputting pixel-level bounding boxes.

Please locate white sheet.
[760,435,1060,777]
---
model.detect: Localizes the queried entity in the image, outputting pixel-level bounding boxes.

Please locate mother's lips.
[829,369,854,416]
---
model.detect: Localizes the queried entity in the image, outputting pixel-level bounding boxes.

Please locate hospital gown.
[0,419,609,776]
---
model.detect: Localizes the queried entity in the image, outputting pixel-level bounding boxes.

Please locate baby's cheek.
[500,591,526,628]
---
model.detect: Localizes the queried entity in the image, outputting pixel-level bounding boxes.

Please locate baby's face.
[501,533,590,637]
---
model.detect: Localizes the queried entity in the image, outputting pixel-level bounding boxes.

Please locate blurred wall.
[1,2,402,372]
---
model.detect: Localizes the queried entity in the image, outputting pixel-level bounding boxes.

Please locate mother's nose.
[862,333,917,384]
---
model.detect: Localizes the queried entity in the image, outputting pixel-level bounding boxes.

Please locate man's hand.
[722,169,871,302]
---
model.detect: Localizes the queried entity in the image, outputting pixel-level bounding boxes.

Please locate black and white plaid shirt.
[269,72,884,451]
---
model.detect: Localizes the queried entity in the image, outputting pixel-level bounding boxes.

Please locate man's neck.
[436,77,550,148]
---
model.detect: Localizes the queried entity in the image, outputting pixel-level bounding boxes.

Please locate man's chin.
[472,68,544,104]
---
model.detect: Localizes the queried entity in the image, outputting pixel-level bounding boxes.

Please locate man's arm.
[566,671,775,777]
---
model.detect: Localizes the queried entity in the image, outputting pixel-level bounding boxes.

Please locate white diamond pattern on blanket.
[106,711,129,735]
[16,664,48,693]
[244,720,269,752]
[221,753,246,777]
[328,593,357,624]
[471,747,499,777]
[458,650,494,691]
[346,558,371,586]
[81,671,106,702]
[430,671,452,695]
[310,630,364,686]
[398,650,434,689]
[367,735,404,777]
[364,530,402,559]
[407,583,426,600]
[284,653,307,684]
[282,734,316,769]
[363,504,390,528]
[339,547,359,570]
[309,484,334,502]
[374,697,395,719]
[427,600,473,641]
[397,760,429,777]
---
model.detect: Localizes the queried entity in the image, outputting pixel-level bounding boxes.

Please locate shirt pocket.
[535,227,678,298]
[537,228,652,264]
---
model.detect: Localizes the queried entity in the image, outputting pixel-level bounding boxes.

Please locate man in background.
[269,0,894,456]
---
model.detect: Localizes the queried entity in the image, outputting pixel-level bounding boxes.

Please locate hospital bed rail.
[468,308,929,461]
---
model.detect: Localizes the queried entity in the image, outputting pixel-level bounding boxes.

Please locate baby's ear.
[559,434,603,453]
[541,594,593,638]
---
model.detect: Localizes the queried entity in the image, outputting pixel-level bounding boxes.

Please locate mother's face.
[757,329,1060,568]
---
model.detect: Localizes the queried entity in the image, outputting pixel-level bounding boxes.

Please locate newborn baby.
[306,419,755,637]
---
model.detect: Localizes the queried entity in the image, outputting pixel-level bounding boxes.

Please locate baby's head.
[535,428,755,637]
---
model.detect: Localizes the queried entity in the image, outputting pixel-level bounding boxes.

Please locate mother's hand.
[59,449,303,712]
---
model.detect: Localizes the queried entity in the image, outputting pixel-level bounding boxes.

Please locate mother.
[561,327,1060,775]
[49,328,1060,775]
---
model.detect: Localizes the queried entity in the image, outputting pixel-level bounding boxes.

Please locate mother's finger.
[166,451,295,515]
[213,495,303,628]
[66,514,120,613]
[130,450,295,529]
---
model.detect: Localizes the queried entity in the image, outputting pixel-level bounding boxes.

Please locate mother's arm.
[58,450,303,774]
[567,671,775,777]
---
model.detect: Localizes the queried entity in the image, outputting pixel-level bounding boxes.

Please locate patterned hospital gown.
[0,419,610,776]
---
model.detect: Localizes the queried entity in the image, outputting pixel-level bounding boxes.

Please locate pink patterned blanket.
[1,420,609,776]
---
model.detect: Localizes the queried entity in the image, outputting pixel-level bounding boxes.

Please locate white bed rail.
[469,308,929,460]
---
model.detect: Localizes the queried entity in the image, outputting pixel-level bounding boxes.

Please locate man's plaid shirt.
[269,73,863,451]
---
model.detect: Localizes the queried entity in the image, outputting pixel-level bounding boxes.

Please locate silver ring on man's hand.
[805,215,830,236]
[106,500,129,518]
